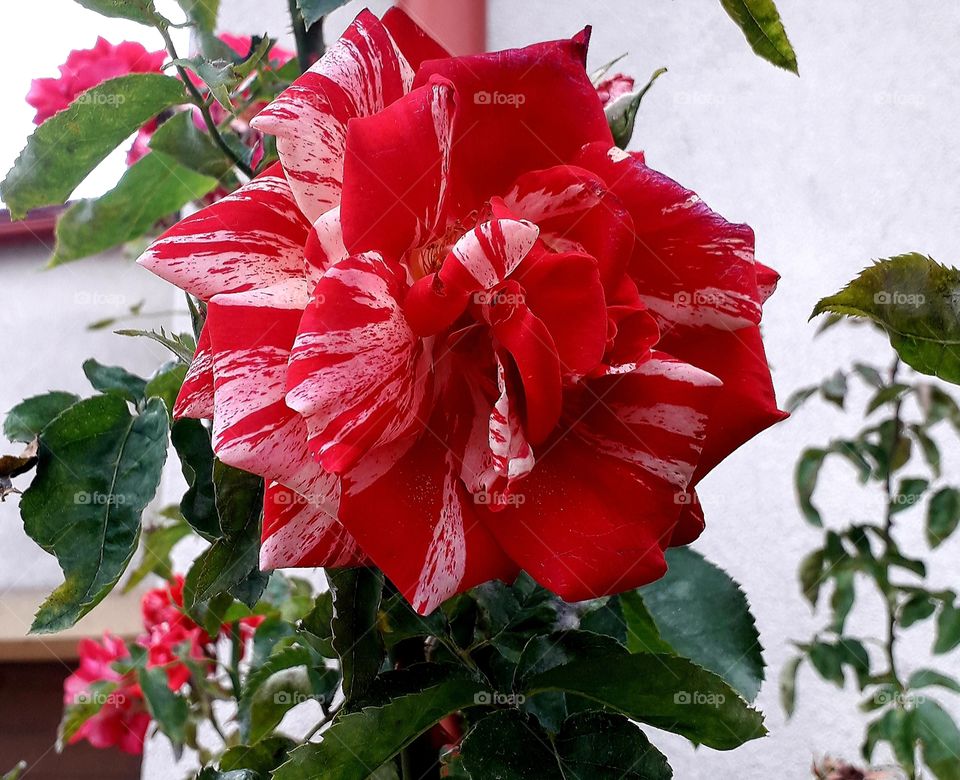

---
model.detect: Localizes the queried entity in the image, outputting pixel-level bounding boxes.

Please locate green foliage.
[149,112,236,178]
[22,394,168,632]
[813,254,960,385]
[72,0,162,25]
[173,37,273,110]
[787,330,960,777]
[50,152,217,266]
[296,0,351,30]
[328,567,385,701]
[1,74,187,218]
[719,0,798,73]
[3,392,79,443]
[175,0,219,30]
[605,67,667,150]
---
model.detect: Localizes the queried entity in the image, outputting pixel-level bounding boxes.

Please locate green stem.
[156,23,254,178]
[288,1,326,74]
[228,622,244,702]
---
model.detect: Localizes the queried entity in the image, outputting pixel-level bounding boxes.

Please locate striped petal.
[137,164,309,300]
[261,482,367,570]
[174,323,214,419]
[251,10,412,223]
[205,279,335,502]
[285,253,432,474]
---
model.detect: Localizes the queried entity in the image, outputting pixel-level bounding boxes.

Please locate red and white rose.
[139,8,786,614]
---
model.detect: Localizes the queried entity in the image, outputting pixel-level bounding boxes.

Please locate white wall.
[486,1,960,775]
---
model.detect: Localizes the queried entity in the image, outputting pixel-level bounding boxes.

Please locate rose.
[62,633,150,755]
[139,8,785,615]
[595,73,635,107]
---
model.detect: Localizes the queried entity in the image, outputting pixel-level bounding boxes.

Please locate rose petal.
[174,323,215,419]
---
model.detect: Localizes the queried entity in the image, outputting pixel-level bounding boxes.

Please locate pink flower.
[140,622,209,691]
[27,37,166,124]
[596,73,635,107]
[63,634,150,755]
[139,9,785,615]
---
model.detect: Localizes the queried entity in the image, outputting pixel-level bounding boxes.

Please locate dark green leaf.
[863,708,917,772]
[23,396,168,632]
[524,653,765,750]
[175,0,219,30]
[273,672,484,780]
[149,111,234,178]
[4,392,79,443]
[328,567,385,701]
[830,571,856,634]
[908,669,960,694]
[139,664,189,745]
[144,361,188,418]
[866,383,912,414]
[170,419,219,541]
[891,477,928,515]
[795,447,827,526]
[798,548,826,607]
[619,591,673,654]
[812,254,960,384]
[821,370,848,408]
[640,547,764,702]
[460,709,672,780]
[50,152,216,266]
[296,0,350,29]
[916,700,960,780]
[927,488,960,548]
[852,363,884,388]
[72,0,162,25]
[934,604,960,654]
[220,737,296,775]
[910,424,942,478]
[780,656,802,718]
[1,74,187,218]
[901,594,937,629]
[719,0,798,73]
[82,359,147,403]
[808,641,845,687]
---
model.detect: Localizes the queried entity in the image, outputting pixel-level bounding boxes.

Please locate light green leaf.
[1,74,187,219]
[4,392,79,443]
[812,254,960,385]
[173,37,272,110]
[124,519,191,591]
[23,396,168,633]
[175,0,219,30]
[780,656,802,718]
[50,151,216,266]
[719,0,798,73]
[619,592,673,655]
[72,0,162,25]
[640,547,765,702]
[908,668,960,694]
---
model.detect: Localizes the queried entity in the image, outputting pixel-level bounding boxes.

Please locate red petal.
[340,433,518,615]
[285,254,432,474]
[137,165,308,300]
[252,10,411,222]
[414,32,612,215]
[382,6,451,70]
[173,323,214,419]
[341,78,457,258]
[261,483,367,569]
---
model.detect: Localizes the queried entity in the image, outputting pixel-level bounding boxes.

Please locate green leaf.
[812,254,960,384]
[830,571,856,634]
[866,383,912,414]
[719,0,798,73]
[821,369,848,408]
[116,327,196,364]
[82,359,147,403]
[72,0,162,25]
[50,152,216,266]
[605,67,667,150]
[124,518,191,591]
[524,653,765,750]
[296,0,350,29]
[1,74,187,219]
[273,672,484,780]
[853,363,884,388]
[328,567,385,700]
[910,424,942,479]
[23,396,168,632]
[170,419,219,541]
[900,594,937,628]
[891,477,929,515]
[175,0,219,30]
[808,641,845,687]
[863,708,917,772]
[934,603,960,654]
[4,392,79,443]
[908,668,960,694]
[139,664,189,746]
[798,548,826,607]
[780,656,802,718]
[639,547,764,702]
[619,592,673,654]
[220,737,296,775]
[149,111,234,178]
[927,488,960,548]
[460,710,672,780]
[58,679,119,748]
[916,700,960,780]
[144,361,188,418]
[173,37,272,110]
[795,447,827,526]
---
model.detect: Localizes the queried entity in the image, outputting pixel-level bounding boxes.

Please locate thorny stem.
[156,23,255,178]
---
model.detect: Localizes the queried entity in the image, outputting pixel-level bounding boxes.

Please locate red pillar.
[397,0,487,55]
